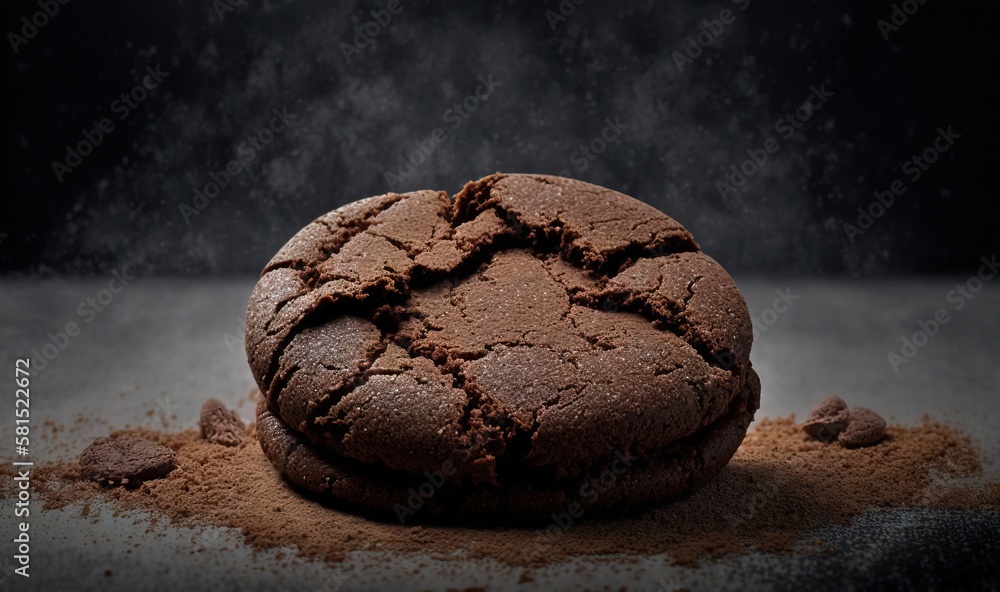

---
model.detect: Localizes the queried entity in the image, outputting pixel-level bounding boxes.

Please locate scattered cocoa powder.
[11,416,998,568]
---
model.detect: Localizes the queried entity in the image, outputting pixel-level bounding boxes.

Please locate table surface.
[0,277,997,592]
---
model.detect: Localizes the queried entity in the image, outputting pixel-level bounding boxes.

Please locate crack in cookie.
[246,173,760,520]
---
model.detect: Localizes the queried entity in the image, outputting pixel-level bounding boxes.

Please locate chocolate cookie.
[80,436,176,487]
[802,395,850,442]
[838,407,886,448]
[246,173,760,520]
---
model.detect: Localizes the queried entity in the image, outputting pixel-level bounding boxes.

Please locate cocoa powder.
[14,416,999,567]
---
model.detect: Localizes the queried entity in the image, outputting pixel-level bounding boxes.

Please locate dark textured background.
[1,0,997,277]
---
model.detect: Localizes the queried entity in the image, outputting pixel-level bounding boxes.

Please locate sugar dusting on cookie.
[245,175,762,516]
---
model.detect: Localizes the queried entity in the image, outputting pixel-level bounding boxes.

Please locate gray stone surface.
[0,277,997,591]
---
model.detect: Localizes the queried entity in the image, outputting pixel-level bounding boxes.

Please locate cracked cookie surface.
[247,173,760,519]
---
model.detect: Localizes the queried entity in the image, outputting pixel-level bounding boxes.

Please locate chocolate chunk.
[245,173,761,519]
[80,436,176,486]
[839,407,887,448]
[802,395,850,442]
[199,398,247,446]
